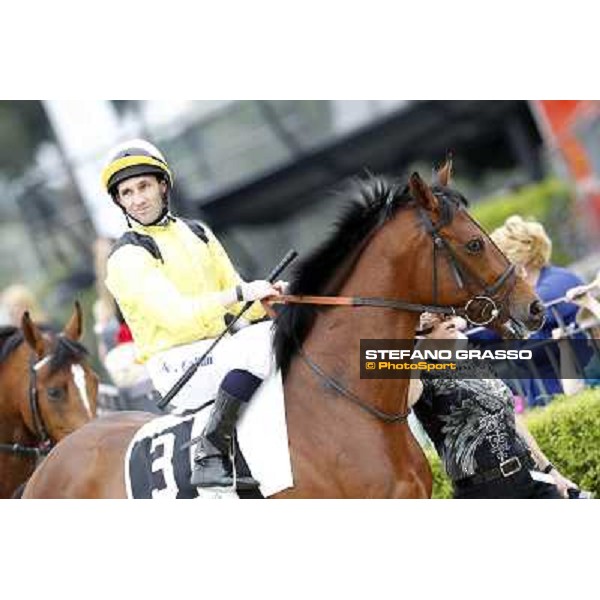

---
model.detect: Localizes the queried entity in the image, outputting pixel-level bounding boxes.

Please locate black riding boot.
[191,388,259,490]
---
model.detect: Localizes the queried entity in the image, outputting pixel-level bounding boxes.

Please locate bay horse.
[0,302,98,498]
[22,166,543,498]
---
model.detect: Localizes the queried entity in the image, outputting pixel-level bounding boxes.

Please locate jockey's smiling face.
[116,175,167,225]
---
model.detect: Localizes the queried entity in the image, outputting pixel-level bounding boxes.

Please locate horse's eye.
[47,387,66,402]
[465,237,484,254]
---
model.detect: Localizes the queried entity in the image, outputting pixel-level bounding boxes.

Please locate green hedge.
[470,178,576,266]
[429,389,600,498]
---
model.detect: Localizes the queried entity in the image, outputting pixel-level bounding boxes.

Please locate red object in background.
[116,322,133,345]
[532,100,600,231]
[533,101,594,179]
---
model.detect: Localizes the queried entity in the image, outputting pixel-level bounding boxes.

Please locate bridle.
[271,198,516,326]
[269,193,518,424]
[415,199,516,326]
[0,354,53,460]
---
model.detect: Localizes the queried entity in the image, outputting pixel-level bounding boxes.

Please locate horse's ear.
[436,155,453,187]
[63,301,83,342]
[22,311,46,358]
[409,172,438,211]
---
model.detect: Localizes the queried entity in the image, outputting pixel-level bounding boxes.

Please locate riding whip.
[155,249,298,409]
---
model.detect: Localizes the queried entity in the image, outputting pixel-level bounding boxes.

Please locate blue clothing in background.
[470,264,586,407]
[534,265,583,337]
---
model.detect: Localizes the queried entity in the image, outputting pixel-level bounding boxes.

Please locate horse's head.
[20,302,99,442]
[386,160,543,337]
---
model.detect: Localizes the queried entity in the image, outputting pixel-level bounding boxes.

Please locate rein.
[270,293,461,315]
[295,342,411,423]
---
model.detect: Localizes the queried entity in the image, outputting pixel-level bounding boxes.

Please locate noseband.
[0,355,53,460]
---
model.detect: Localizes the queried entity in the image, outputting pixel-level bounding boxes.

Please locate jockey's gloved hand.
[272,280,289,294]
[215,280,281,308]
[240,280,280,302]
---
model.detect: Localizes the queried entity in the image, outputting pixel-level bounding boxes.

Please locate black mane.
[49,335,88,374]
[272,174,467,372]
[0,327,24,365]
[0,325,87,374]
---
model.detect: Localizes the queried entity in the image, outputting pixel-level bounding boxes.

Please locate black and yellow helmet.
[101,139,173,197]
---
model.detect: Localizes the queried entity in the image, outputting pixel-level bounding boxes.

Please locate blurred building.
[1,100,588,299]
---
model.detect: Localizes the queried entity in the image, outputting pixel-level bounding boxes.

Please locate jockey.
[102,139,284,490]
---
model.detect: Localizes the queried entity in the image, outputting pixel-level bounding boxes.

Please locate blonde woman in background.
[0,284,47,327]
[470,215,587,406]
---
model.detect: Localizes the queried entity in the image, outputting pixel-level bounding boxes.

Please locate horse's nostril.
[530,300,544,316]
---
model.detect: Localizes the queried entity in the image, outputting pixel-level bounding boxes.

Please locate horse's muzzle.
[526,299,545,332]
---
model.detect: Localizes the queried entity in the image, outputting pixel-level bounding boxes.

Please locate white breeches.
[145,321,276,413]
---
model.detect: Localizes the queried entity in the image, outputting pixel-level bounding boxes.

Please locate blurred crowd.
[0,283,47,327]
[468,213,600,410]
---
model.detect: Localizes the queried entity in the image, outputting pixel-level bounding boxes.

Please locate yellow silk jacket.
[105,218,266,362]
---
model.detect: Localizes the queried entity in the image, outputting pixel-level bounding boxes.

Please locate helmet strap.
[122,206,170,227]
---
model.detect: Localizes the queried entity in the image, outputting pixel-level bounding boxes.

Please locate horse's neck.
[299,244,419,417]
[333,235,419,350]
[0,357,37,497]
[0,397,36,447]
[281,250,424,497]
[0,352,36,443]
[302,306,416,409]
[0,416,35,446]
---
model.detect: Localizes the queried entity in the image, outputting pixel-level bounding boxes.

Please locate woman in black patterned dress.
[408,313,577,499]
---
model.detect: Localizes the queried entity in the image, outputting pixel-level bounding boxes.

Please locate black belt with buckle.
[453,453,535,489]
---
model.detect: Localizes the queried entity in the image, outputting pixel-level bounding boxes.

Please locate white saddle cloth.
[124,371,294,499]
